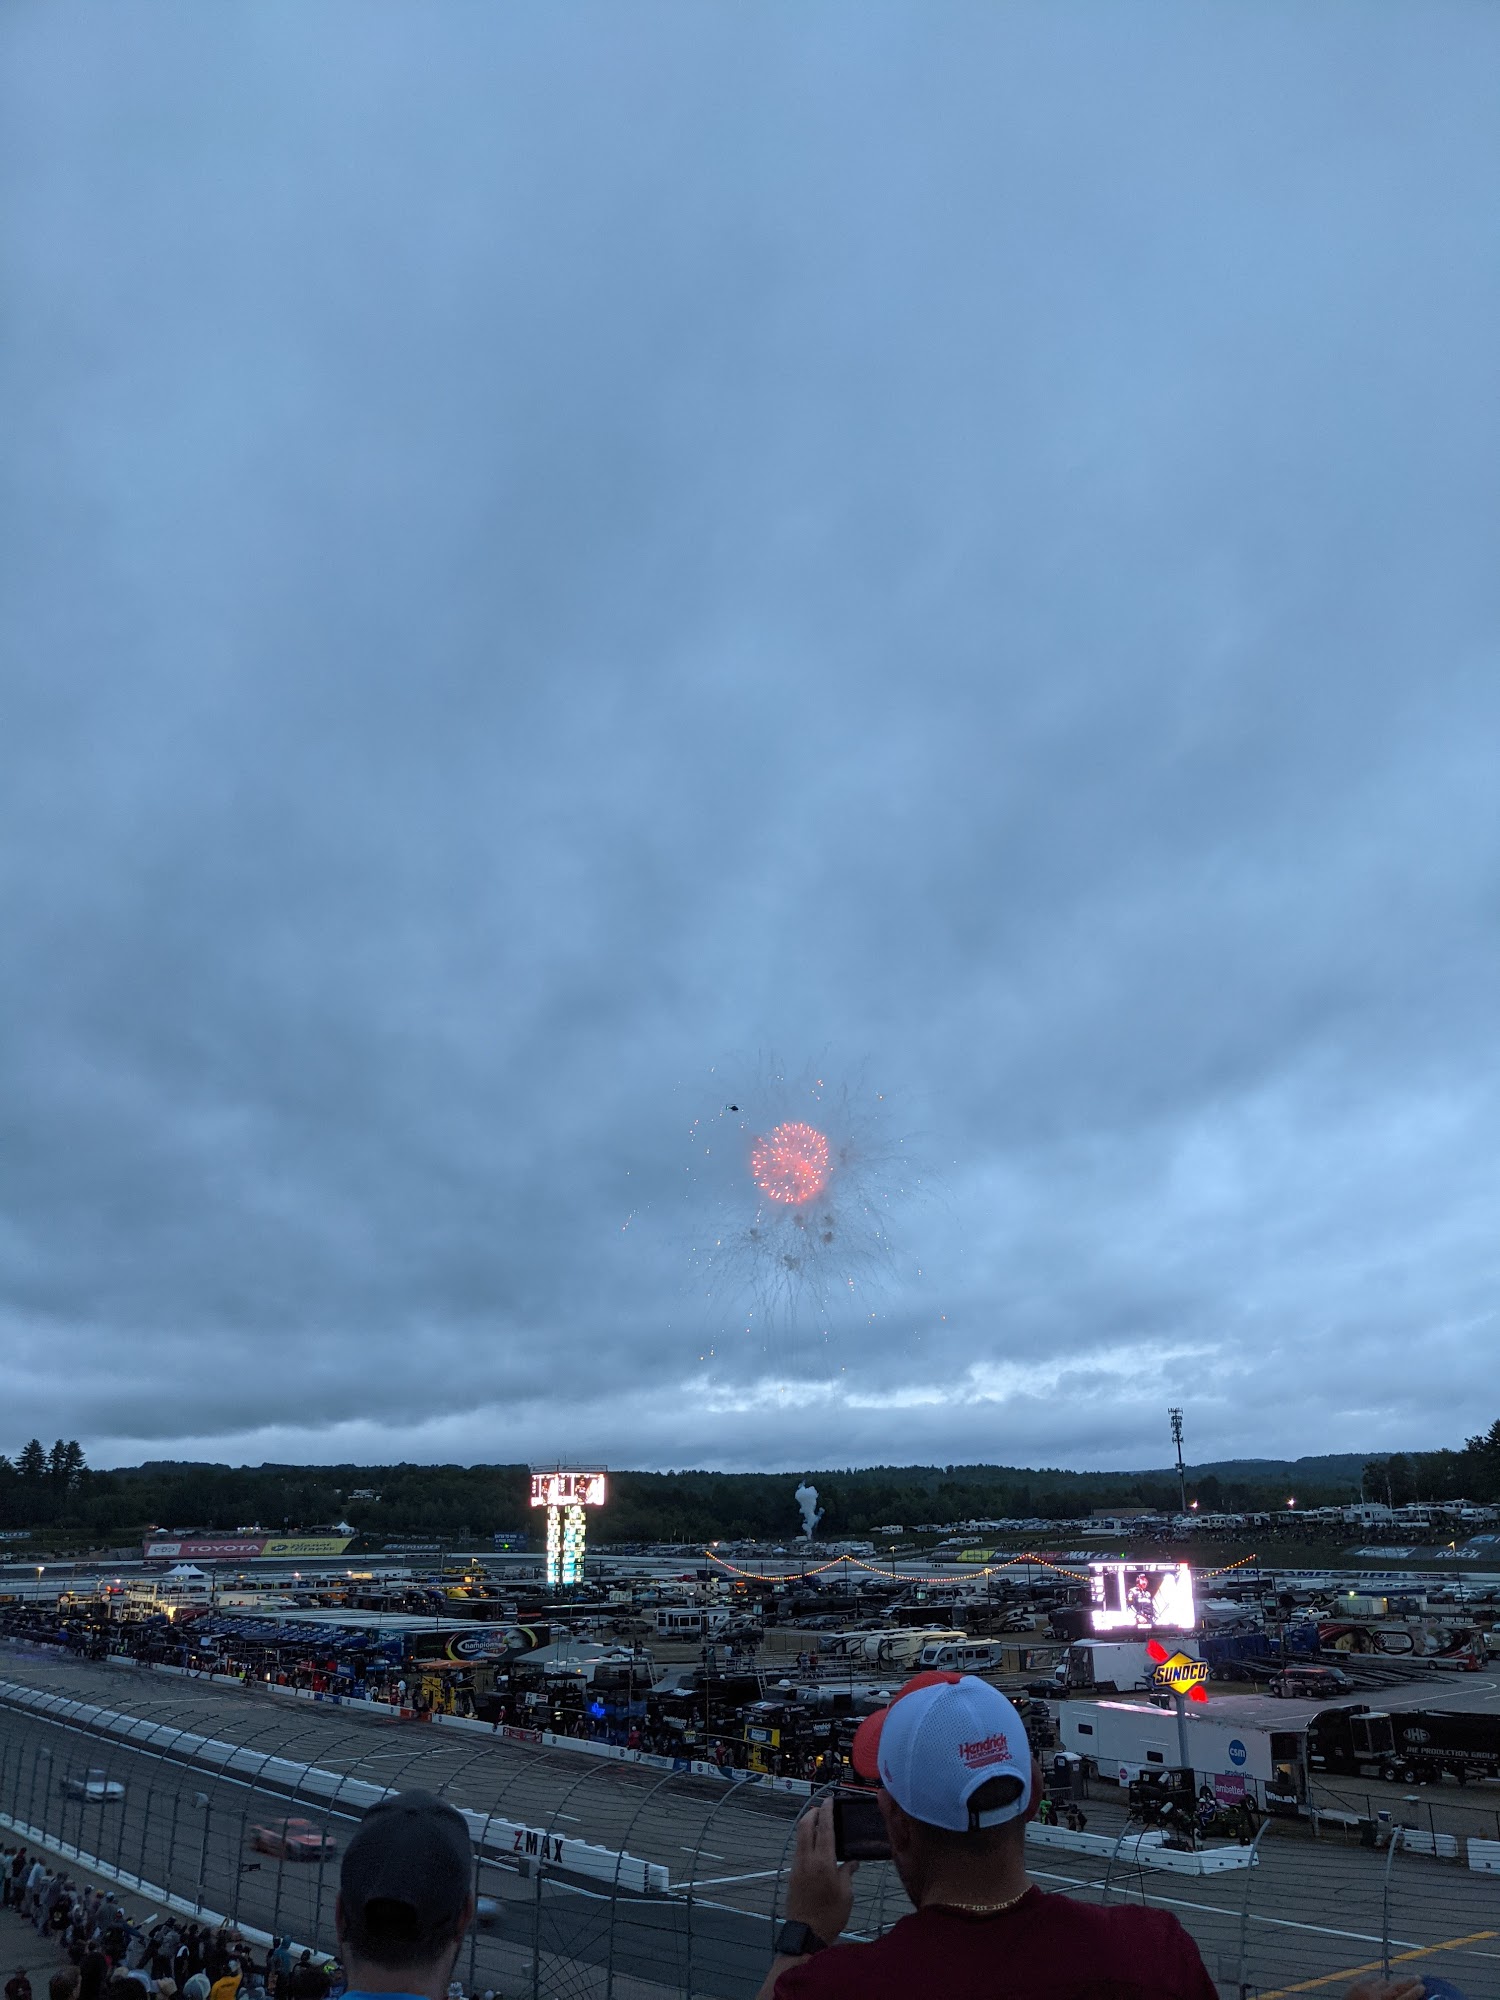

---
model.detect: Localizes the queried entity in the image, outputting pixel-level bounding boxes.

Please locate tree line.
[1362,1422,1500,1508]
[1,1425,1497,1548]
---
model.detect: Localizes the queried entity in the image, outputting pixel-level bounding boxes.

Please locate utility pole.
[1169,1409,1187,1516]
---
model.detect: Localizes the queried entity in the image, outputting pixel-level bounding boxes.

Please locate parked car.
[249,1817,338,1860]
[1269,1665,1352,1699]
[60,1769,125,1803]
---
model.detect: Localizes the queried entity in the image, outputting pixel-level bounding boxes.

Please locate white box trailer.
[1063,1638,1201,1694]
[1060,1696,1314,1806]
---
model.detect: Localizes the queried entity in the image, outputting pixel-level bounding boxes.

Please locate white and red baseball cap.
[851,1671,1034,1833]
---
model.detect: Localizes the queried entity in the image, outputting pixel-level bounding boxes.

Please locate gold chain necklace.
[927,1886,1030,1916]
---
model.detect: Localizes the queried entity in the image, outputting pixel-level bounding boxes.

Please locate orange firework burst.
[750,1121,831,1205]
[687,1058,913,1338]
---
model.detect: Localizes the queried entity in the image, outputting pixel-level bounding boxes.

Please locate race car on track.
[60,1769,125,1802]
[248,1817,338,1860]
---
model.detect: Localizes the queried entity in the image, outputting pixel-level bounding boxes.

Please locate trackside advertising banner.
[142,1536,353,1560]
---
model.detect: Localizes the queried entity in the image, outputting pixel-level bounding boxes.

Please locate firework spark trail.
[685,1057,918,1360]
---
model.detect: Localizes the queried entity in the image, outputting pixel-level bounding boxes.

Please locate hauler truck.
[1308,1706,1500,1787]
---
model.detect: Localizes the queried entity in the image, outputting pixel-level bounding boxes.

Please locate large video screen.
[530,1471,607,1509]
[1089,1561,1196,1634]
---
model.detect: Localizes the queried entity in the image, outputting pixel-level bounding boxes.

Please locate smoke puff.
[794,1480,823,1539]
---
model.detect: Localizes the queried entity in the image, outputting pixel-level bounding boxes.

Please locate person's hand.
[1341,1979,1425,2000]
[783,1800,858,1945]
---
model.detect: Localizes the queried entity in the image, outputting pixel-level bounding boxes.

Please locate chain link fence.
[2,1669,1497,1998]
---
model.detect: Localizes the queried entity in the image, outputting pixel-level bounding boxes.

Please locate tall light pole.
[1169,1409,1188,1516]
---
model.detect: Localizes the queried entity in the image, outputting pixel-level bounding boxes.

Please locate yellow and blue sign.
[1149,1645,1209,1702]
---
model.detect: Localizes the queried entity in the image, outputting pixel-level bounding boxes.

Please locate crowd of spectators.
[2,1846,341,2000]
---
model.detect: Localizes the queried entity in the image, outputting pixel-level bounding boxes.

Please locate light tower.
[1168,1408,1187,1516]
[529,1469,607,1588]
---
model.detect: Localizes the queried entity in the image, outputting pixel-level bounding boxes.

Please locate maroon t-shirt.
[774,1889,1219,2000]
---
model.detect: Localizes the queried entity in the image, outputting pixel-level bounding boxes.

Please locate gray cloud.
[1,3,1497,1474]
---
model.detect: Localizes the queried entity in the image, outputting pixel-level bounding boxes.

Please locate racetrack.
[3,1650,1498,1998]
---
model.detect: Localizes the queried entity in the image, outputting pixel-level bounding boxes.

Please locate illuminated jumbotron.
[1089,1559,1196,1633]
[530,1468,607,1588]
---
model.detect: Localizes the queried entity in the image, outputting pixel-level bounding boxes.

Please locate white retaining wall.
[0,1678,668,1894]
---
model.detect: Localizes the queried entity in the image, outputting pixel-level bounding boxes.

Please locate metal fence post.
[195,1792,211,1914]
[28,1730,45,1833]
[530,1857,543,2000]
[231,1788,255,1932]
[270,1813,289,1938]
[1235,1817,1270,1998]
[24,1737,45,1830]
[311,1806,339,1958]
[112,1761,130,1879]
[1380,1824,1405,1977]
[4,1722,19,1815]
[166,1787,182,1896]
[34,1744,53,1833]
[1100,1817,1136,1904]
[464,1853,481,2000]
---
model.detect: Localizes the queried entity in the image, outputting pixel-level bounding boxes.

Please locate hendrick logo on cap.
[959,1731,1011,1769]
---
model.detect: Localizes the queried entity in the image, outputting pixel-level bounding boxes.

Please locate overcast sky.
[2,5,1497,1479]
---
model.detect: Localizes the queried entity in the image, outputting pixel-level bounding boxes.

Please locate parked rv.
[651,1606,730,1640]
[917,1639,1005,1672]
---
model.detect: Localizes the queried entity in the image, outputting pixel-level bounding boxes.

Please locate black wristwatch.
[774,1920,829,1958]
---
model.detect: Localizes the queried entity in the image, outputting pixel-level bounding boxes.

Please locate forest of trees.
[1361,1422,1500,1509]
[1,1424,1497,1548]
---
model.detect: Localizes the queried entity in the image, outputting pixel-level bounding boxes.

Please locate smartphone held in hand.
[832,1789,891,1862]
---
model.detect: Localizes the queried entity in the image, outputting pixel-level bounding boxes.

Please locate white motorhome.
[820,1626,969,1670]
[651,1606,730,1640]
[861,1627,967,1670]
[917,1639,1005,1673]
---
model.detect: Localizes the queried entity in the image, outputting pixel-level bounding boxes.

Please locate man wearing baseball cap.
[755,1672,1218,1999]
[335,1793,474,2000]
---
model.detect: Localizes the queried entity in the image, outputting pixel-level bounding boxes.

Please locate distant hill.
[9,1441,1481,1547]
[1146,1453,1383,1488]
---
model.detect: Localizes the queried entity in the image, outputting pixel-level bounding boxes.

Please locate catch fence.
[1,1669,1497,1998]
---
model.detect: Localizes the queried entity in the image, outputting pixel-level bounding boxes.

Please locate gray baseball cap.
[340,1791,473,1934]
